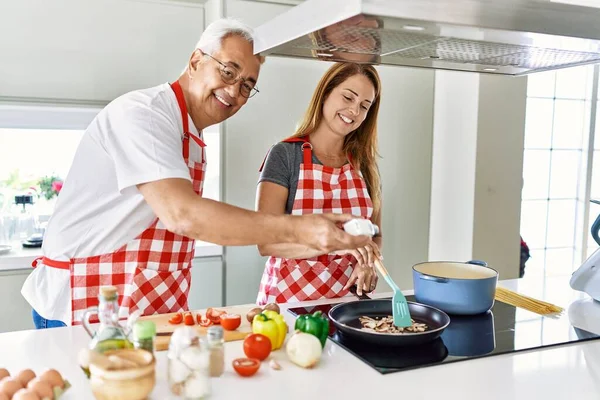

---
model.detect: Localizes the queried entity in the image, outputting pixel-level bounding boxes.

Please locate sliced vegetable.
[243,333,272,361]
[168,312,183,325]
[232,358,260,377]
[183,312,195,326]
[196,314,213,327]
[252,311,287,350]
[286,330,322,369]
[294,310,329,348]
[219,314,241,331]
[206,308,226,324]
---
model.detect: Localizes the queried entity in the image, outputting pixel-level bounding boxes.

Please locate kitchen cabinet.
[189,256,224,309]
[0,269,34,333]
[0,255,223,333]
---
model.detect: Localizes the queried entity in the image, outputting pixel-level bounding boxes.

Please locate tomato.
[183,312,195,326]
[168,312,183,325]
[243,333,272,361]
[220,314,241,331]
[232,358,260,377]
[206,307,226,324]
[197,314,213,327]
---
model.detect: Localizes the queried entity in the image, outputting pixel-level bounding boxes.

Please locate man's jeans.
[32,309,66,329]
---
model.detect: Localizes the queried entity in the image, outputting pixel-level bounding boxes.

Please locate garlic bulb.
[286,331,323,368]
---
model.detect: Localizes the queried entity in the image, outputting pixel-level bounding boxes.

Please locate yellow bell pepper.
[252,310,287,350]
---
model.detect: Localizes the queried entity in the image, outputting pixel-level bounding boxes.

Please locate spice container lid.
[207,326,224,341]
[133,321,156,340]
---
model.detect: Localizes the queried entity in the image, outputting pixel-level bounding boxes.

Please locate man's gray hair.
[195,18,257,55]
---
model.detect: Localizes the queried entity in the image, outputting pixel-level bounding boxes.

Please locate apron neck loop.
[170,81,206,161]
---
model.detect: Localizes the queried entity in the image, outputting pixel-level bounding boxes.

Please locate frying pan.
[328,287,450,346]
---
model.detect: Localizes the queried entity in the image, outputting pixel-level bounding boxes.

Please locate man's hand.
[293,213,371,254]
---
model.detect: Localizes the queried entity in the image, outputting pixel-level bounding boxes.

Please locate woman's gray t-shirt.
[258,141,349,214]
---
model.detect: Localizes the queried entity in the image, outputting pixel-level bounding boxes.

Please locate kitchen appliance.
[328,299,450,346]
[570,199,600,301]
[288,293,600,374]
[412,260,498,315]
[254,0,600,76]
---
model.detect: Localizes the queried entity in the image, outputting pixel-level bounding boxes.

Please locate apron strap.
[283,137,312,166]
[32,256,70,270]
[170,81,206,161]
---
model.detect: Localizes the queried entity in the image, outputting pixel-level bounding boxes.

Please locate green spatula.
[374,258,412,328]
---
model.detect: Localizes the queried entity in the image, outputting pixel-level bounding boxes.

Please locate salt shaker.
[167,326,211,399]
[207,326,225,377]
[343,219,379,237]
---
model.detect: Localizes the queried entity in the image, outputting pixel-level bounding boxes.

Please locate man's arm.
[137,178,370,252]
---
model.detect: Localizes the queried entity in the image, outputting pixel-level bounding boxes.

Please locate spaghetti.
[494,286,564,315]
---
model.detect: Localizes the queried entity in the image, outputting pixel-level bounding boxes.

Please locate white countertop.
[1,276,599,399]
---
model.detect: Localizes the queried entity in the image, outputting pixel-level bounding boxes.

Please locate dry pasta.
[494,287,564,315]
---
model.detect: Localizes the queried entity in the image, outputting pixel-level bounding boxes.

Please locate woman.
[256,62,383,305]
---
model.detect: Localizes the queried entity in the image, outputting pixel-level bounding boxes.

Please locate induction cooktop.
[287,295,600,374]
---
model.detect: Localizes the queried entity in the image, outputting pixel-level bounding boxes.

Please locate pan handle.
[467,260,488,267]
[348,285,372,300]
[419,274,449,283]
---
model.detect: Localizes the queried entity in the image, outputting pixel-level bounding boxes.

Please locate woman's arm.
[256,182,326,259]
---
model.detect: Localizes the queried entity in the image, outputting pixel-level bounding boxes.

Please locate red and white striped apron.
[33,81,206,325]
[256,137,373,305]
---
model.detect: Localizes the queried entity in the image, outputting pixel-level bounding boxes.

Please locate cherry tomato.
[197,314,213,327]
[168,312,183,325]
[206,308,226,324]
[243,333,272,361]
[183,312,195,326]
[220,314,241,331]
[232,358,260,377]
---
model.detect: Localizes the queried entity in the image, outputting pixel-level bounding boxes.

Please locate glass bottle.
[133,320,156,354]
[207,326,225,377]
[168,326,211,399]
[83,285,134,354]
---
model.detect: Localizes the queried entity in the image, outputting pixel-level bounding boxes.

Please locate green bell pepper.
[294,310,329,348]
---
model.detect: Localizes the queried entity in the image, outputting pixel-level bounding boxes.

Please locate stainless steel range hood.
[253,0,600,75]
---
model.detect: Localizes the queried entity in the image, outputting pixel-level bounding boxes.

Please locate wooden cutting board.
[139,304,257,351]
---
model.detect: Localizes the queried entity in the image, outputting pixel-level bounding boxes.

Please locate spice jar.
[133,321,156,354]
[167,326,211,399]
[207,326,224,377]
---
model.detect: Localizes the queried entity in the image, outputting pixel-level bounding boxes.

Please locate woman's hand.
[343,261,379,295]
[334,241,382,268]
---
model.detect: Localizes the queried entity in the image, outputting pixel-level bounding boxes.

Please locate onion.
[286,331,323,368]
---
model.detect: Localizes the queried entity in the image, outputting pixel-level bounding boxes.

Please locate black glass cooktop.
[287,295,600,374]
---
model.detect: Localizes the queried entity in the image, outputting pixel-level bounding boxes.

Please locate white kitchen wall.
[220,0,436,304]
[0,0,205,102]
[429,70,527,279]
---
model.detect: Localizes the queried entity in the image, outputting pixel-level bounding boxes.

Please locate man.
[21,18,370,327]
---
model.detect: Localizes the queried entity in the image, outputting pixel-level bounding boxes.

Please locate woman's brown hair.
[288,62,382,220]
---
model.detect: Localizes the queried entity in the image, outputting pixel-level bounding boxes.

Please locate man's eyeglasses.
[205,54,259,99]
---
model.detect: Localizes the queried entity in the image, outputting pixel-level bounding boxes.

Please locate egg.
[27,378,54,399]
[39,369,64,389]
[0,377,24,398]
[0,369,9,380]
[12,389,41,400]
[16,369,36,386]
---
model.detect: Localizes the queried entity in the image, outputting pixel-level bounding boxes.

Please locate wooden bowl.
[89,349,156,400]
